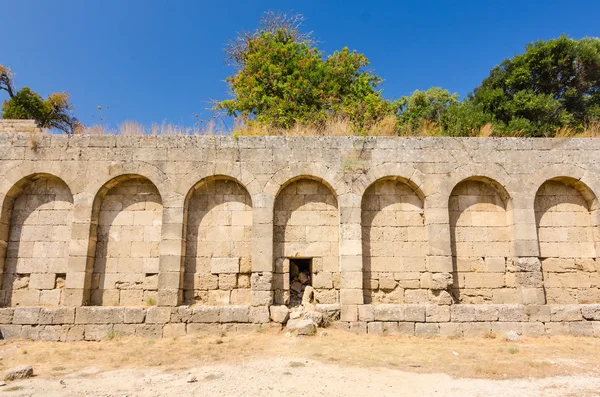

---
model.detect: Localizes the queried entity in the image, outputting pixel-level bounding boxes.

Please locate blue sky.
[3,0,599,130]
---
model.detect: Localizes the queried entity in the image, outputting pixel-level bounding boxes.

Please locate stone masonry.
[0,126,598,339]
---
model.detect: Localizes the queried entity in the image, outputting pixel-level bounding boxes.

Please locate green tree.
[396,87,459,134]
[472,35,600,136]
[0,64,80,134]
[215,12,396,132]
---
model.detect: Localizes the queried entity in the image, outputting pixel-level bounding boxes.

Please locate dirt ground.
[0,329,599,396]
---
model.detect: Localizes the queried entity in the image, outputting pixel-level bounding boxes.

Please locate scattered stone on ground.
[4,365,33,381]
[269,306,290,323]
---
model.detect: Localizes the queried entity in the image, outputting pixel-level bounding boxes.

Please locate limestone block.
[425,305,450,322]
[451,305,499,322]
[405,305,426,322]
[521,322,546,337]
[358,305,374,322]
[251,272,273,291]
[84,325,113,341]
[220,306,249,323]
[520,287,546,305]
[146,307,172,324]
[39,325,63,342]
[29,273,56,290]
[508,257,541,272]
[208,290,230,305]
[431,273,453,290]
[526,305,551,322]
[367,322,383,334]
[550,305,583,322]
[211,257,240,274]
[497,305,527,322]
[340,289,363,304]
[40,289,63,306]
[64,325,85,341]
[438,323,463,337]
[426,256,453,272]
[13,307,40,325]
[171,307,193,323]
[218,274,238,290]
[0,325,22,339]
[313,272,333,289]
[191,307,220,323]
[484,257,506,273]
[21,325,40,340]
[231,289,251,305]
[415,323,439,337]
[570,322,594,337]
[249,306,270,324]
[462,322,492,337]
[250,290,272,307]
[135,325,162,338]
[269,306,290,323]
[545,322,570,336]
[581,305,600,321]
[373,305,404,321]
[0,308,14,324]
[113,324,136,336]
[340,305,358,322]
[124,307,147,324]
[76,307,124,324]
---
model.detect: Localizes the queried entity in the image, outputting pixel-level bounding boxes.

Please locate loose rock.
[4,366,33,381]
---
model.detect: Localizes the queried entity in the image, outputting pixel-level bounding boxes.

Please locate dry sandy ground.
[0,329,599,396]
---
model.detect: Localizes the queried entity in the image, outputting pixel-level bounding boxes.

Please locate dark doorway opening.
[289,258,312,307]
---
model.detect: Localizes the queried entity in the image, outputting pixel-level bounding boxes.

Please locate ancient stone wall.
[0,126,597,339]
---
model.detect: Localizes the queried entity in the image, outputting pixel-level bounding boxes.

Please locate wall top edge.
[0,132,598,148]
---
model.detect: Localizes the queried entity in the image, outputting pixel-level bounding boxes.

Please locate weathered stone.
[451,305,499,322]
[124,307,147,324]
[145,307,171,324]
[550,305,582,322]
[269,306,290,323]
[191,307,220,323]
[373,305,404,321]
[287,319,316,336]
[210,257,240,274]
[4,366,33,381]
[76,307,124,324]
[219,306,249,323]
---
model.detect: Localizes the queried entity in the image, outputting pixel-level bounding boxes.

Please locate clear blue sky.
[3,0,599,130]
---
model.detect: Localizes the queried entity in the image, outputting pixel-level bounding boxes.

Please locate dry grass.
[1,330,600,380]
[556,122,600,138]
[39,118,600,138]
[75,120,224,136]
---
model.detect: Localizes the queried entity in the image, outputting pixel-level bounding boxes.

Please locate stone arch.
[361,176,427,304]
[265,163,348,199]
[0,173,73,306]
[182,175,253,306]
[354,163,427,198]
[449,176,515,304]
[273,176,340,306]
[88,174,163,306]
[535,176,600,304]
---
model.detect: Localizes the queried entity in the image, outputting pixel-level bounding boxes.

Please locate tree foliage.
[472,35,600,136]
[396,88,459,134]
[216,12,396,132]
[0,64,80,134]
